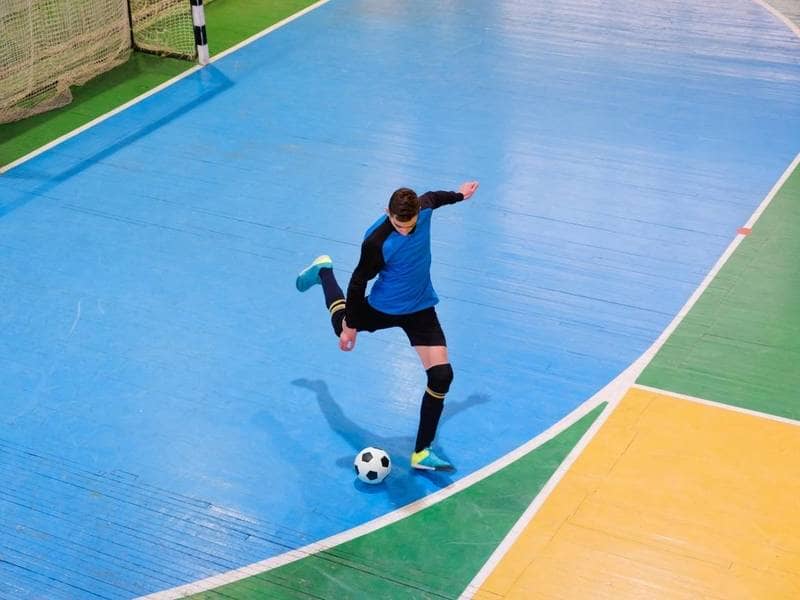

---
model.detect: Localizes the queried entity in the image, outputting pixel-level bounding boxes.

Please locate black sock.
[319,268,343,306]
[415,393,444,453]
[414,363,453,453]
[319,268,346,336]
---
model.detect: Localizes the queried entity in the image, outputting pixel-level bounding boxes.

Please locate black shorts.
[356,302,446,347]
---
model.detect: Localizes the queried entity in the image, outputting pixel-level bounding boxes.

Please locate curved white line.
[754,0,800,38]
[140,149,799,598]
[458,151,800,599]
[138,375,619,598]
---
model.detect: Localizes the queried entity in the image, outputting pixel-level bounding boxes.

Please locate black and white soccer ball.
[353,446,391,484]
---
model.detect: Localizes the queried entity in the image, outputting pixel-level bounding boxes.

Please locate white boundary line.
[208,0,332,64]
[0,0,333,176]
[459,396,624,600]
[634,384,800,427]
[756,0,800,38]
[457,151,800,599]
[0,65,194,175]
[139,373,619,599]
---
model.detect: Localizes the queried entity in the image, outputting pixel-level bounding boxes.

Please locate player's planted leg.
[411,363,455,471]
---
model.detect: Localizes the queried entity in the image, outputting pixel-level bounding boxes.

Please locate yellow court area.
[477,387,800,599]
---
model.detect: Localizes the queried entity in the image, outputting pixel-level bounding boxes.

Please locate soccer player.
[296,180,479,471]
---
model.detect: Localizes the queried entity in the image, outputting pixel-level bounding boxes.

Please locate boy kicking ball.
[296,181,479,471]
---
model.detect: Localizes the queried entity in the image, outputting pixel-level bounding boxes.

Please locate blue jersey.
[366,207,436,314]
[346,190,464,321]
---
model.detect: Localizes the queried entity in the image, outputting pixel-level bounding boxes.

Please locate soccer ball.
[354,447,391,484]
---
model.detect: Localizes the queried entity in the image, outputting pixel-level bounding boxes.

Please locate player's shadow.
[292,378,489,498]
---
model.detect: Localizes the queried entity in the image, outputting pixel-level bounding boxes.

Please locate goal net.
[0,0,132,124]
[129,0,197,60]
[0,0,205,125]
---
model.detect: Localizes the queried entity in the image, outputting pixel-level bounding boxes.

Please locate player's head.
[387,187,419,236]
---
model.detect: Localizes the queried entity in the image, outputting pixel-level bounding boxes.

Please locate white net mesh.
[130,0,196,60]
[0,0,132,124]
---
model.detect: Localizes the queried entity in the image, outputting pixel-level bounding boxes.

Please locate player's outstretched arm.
[458,180,479,200]
[420,181,480,210]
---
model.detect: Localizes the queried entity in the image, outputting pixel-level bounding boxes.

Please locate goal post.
[189,0,209,66]
[129,0,207,62]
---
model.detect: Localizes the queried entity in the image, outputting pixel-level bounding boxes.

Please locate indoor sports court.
[1,0,798,598]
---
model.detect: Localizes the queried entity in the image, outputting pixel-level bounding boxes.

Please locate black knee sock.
[415,393,444,453]
[319,268,346,336]
[414,363,454,453]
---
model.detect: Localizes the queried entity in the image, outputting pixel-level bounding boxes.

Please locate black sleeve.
[419,190,464,210]
[345,237,384,328]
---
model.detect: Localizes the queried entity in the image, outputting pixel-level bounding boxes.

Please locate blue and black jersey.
[345,190,464,325]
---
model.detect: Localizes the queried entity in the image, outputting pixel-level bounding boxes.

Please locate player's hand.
[459,180,479,200]
[339,319,357,351]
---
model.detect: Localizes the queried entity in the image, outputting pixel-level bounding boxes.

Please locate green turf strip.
[0,53,190,168]
[205,0,319,56]
[638,164,800,420]
[189,404,605,599]
[0,0,319,169]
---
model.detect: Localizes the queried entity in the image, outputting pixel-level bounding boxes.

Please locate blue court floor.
[1,0,799,597]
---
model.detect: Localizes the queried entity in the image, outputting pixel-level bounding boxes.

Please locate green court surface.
[188,405,605,599]
[639,164,800,420]
[0,0,318,168]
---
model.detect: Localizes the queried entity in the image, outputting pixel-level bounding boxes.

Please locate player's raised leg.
[296,254,332,292]
[296,255,349,340]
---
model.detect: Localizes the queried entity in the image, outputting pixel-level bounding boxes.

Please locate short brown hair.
[388,188,420,222]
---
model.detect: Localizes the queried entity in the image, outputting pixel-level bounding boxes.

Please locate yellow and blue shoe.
[411,447,454,472]
[296,255,333,292]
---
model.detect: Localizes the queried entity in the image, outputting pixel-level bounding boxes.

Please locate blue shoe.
[411,447,454,471]
[296,255,332,292]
